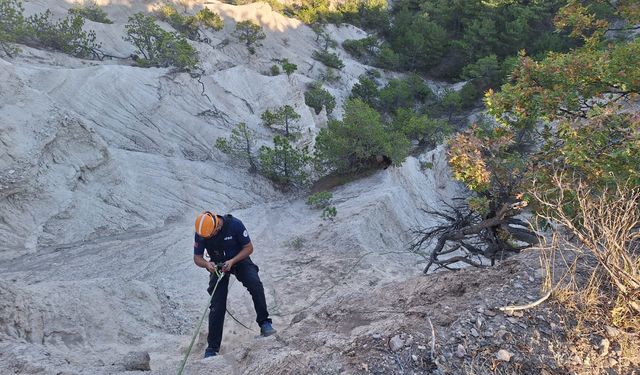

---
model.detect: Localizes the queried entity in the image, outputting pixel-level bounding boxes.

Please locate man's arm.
[221,242,253,272]
[194,254,217,273]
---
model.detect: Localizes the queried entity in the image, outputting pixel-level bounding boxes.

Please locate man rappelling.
[193,211,276,358]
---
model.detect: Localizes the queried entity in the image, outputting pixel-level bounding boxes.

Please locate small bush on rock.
[124,12,198,70]
[68,1,113,24]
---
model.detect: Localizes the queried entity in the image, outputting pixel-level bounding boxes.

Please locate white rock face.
[0,1,460,373]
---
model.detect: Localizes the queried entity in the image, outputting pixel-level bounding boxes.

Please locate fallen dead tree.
[410,198,538,273]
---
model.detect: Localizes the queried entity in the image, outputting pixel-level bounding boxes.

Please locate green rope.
[177,269,224,375]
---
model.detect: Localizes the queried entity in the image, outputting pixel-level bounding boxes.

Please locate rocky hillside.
[0,0,468,373]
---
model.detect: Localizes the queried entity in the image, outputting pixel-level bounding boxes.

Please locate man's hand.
[221,259,235,272]
[205,262,217,273]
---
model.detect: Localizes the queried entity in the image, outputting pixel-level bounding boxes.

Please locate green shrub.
[304,82,336,115]
[156,5,222,41]
[458,81,481,108]
[350,74,379,107]
[233,20,265,54]
[342,36,376,59]
[193,8,224,31]
[321,67,340,83]
[261,105,301,138]
[312,49,344,69]
[124,12,198,70]
[391,108,451,147]
[270,64,280,75]
[1,0,102,58]
[68,1,112,24]
[321,206,337,220]
[307,191,337,220]
[306,191,333,209]
[285,236,305,251]
[25,10,102,58]
[0,0,26,56]
[215,122,259,172]
[259,135,310,189]
[281,58,297,77]
[315,98,410,174]
[375,44,400,70]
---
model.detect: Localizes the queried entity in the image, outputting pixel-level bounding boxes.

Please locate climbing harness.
[177,266,225,375]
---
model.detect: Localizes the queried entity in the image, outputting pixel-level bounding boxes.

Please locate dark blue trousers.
[206,257,271,352]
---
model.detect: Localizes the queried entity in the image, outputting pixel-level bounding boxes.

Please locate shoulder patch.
[243,230,248,237]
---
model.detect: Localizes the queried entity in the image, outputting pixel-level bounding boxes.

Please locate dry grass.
[532,177,640,372]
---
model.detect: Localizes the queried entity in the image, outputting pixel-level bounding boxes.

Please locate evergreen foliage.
[259,136,310,188]
[350,74,379,107]
[311,49,344,69]
[306,191,333,209]
[315,98,410,174]
[233,20,265,54]
[26,11,102,58]
[304,82,336,115]
[307,190,339,221]
[156,5,223,41]
[68,1,112,24]
[215,122,259,173]
[342,36,377,59]
[390,108,451,147]
[1,0,103,58]
[261,105,302,138]
[0,0,25,56]
[124,13,198,70]
[281,58,297,78]
[448,1,640,221]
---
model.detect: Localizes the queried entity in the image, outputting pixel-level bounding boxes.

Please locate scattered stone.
[496,349,512,362]
[389,335,404,352]
[412,354,418,362]
[470,328,479,338]
[496,330,509,340]
[599,338,610,357]
[372,333,382,339]
[532,329,541,341]
[418,345,426,350]
[122,351,151,371]
[513,282,524,289]
[291,311,307,324]
[456,344,466,358]
[405,336,414,347]
[475,317,483,329]
[605,326,620,338]
[483,309,497,317]
[609,358,618,366]
[507,317,519,325]
[526,294,537,300]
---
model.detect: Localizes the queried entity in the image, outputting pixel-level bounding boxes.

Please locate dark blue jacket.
[193,214,251,262]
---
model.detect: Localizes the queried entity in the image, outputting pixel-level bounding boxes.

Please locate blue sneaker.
[260,322,276,337]
[204,348,217,358]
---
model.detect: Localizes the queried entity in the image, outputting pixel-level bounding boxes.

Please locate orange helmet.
[195,211,220,238]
